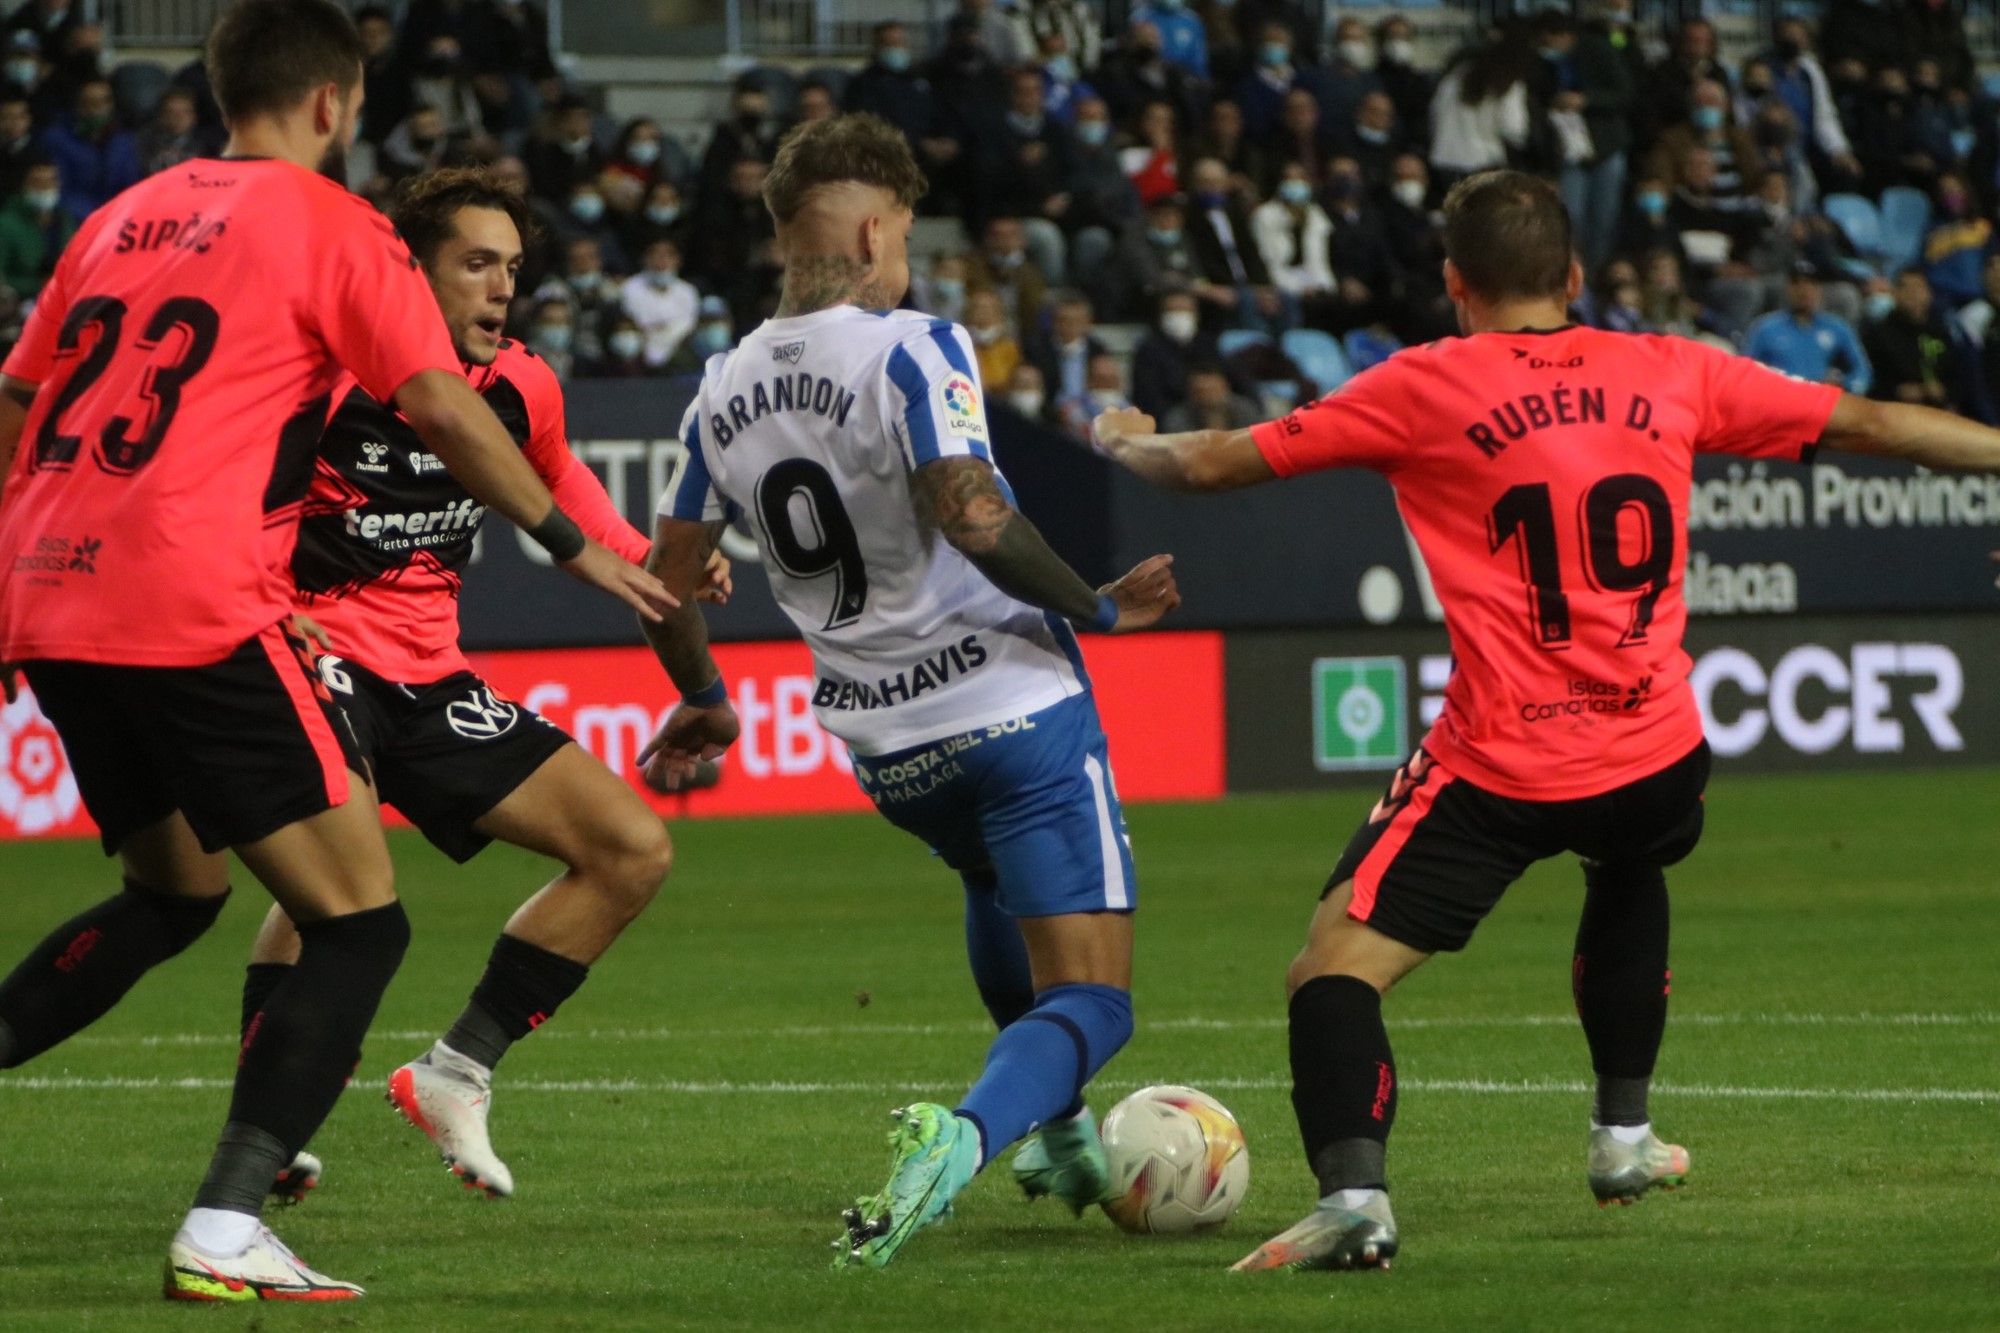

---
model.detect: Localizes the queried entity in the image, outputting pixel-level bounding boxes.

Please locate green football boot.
[833,1104,981,1270]
[1010,1107,1110,1216]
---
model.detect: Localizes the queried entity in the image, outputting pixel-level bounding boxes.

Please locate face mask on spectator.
[1385,38,1416,66]
[1355,124,1390,146]
[567,133,593,155]
[1009,389,1045,414]
[609,330,643,360]
[880,46,911,72]
[1160,309,1198,342]
[1076,118,1110,147]
[24,186,57,212]
[694,322,732,355]
[646,267,677,289]
[570,194,605,223]
[569,271,601,294]
[1637,189,1667,217]
[1045,55,1076,82]
[1327,174,1361,201]
[1864,292,1895,321]
[1391,179,1425,210]
[1278,179,1312,206]
[990,248,1024,270]
[1260,42,1291,69]
[1537,45,1565,62]
[534,324,572,353]
[1691,106,1724,133]
[1147,226,1181,246]
[933,277,966,306]
[627,138,661,166]
[646,203,680,225]
[6,59,36,86]
[1338,40,1373,69]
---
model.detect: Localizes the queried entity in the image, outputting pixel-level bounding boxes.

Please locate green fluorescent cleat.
[833,1104,980,1270]
[1011,1107,1110,1216]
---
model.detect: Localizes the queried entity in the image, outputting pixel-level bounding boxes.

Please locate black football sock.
[441,933,588,1071]
[1573,861,1670,1127]
[1289,974,1397,1196]
[196,900,410,1215]
[0,879,228,1069]
[240,961,291,1043]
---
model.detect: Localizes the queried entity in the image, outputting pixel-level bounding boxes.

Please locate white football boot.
[164,1223,363,1302]
[386,1042,515,1198]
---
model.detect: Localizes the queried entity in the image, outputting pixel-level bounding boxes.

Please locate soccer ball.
[1098,1085,1250,1234]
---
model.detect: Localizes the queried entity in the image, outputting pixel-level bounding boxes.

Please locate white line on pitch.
[0,1075,1991,1104]
[60,1010,2000,1049]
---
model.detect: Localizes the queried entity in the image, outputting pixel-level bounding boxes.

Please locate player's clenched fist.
[1090,406,1157,456]
[1098,553,1181,633]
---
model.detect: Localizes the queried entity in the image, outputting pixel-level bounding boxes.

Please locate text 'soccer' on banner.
[0,632,1227,841]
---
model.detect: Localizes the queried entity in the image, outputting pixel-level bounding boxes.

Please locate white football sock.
[181,1206,259,1256]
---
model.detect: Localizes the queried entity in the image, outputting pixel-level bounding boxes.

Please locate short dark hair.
[389,166,541,269]
[1441,170,1573,302]
[206,0,364,124]
[762,113,925,225]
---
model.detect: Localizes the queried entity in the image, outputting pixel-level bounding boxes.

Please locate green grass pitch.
[0,768,1995,1330]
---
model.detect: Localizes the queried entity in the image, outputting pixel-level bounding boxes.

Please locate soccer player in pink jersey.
[0,0,670,1301]
[1091,170,2000,1271]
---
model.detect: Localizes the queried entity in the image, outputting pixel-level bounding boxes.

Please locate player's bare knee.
[578,819,672,917]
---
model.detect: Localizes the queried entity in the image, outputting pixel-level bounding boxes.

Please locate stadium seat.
[1280,328,1352,391]
[1218,329,1273,359]
[1879,187,1933,275]
[111,61,170,128]
[1341,328,1401,374]
[1823,193,1885,267]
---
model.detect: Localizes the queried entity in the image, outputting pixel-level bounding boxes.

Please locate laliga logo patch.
[446,687,520,740]
[0,689,81,836]
[937,372,988,442]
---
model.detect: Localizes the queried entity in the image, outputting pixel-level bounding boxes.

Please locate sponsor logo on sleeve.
[937,373,989,443]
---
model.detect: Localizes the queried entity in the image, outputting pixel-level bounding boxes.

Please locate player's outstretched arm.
[394,369,676,621]
[913,455,1180,632]
[1089,407,1276,492]
[1819,393,2000,471]
[636,516,741,792]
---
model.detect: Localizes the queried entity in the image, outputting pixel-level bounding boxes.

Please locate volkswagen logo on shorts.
[446,686,520,740]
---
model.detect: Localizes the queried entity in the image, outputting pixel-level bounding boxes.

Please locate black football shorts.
[317,654,572,862]
[1325,740,1712,954]
[25,620,367,855]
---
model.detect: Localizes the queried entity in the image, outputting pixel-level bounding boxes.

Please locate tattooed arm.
[912,456,1183,632]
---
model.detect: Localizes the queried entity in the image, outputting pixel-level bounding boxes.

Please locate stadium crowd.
[2,0,1999,440]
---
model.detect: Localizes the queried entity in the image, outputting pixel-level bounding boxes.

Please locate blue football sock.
[956,982,1133,1168]
[960,874,1086,1120]
[961,871,1033,1029]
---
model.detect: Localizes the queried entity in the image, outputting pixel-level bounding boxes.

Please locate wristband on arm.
[525,506,587,562]
[684,677,730,709]
[1078,594,1119,633]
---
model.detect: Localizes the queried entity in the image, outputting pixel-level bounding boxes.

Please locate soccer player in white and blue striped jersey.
[637,115,1181,1268]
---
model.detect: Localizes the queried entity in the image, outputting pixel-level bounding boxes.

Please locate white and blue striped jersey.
[657,305,1089,755]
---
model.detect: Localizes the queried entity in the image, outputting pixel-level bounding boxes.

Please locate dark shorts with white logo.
[24,621,367,855]
[318,655,571,862]
[1324,740,1711,954]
